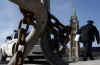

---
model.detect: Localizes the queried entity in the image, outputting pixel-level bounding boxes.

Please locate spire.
[72,8,76,16]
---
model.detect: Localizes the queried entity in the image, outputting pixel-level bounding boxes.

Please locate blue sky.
[0,0,22,44]
[0,0,100,46]
[51,0,72,25]
[75,0,100,47]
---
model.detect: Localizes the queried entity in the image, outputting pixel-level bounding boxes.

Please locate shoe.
[83,58,87,61]
[90,58,95,60]
[83,59,87,61]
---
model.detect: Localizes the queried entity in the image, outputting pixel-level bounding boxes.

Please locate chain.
[18,19,29,45]
[14,18,29,65]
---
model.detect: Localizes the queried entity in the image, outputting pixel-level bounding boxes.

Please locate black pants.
[83,42,94,60]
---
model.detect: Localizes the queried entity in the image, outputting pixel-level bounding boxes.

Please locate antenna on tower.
[72,8,76,16]
[72,0,76,16]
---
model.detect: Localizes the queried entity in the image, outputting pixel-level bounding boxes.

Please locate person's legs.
[83,43,88,61]
[88,42,94,60]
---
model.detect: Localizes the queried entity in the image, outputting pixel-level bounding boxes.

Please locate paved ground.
[70,59,100,65]
[0,59,100,65]
[1,45,100,65]
[0,64,48,65]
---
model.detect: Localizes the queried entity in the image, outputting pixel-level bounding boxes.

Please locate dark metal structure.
[7,0,69,65]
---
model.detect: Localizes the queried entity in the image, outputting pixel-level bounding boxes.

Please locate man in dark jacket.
[79,20,100,61]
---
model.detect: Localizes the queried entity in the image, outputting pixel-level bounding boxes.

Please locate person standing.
[78,20,100,61]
